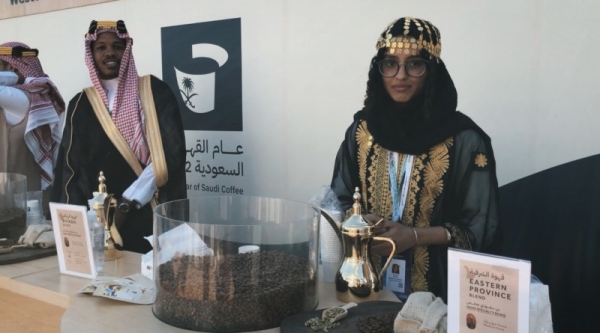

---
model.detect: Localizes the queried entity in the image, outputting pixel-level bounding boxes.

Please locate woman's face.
[381,51,427,104]
[92,32,126,80]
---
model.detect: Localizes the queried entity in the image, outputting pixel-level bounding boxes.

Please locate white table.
[0,252,399,333]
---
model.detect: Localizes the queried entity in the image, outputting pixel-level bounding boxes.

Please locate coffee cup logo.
[162,18,242,131]
[175,43,228,114]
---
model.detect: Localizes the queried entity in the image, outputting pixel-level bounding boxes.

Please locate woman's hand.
[363,214,384,225]
[369,217,417,256]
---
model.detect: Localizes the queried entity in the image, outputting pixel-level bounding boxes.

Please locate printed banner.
[162,18,243,131]
[1,0,117,20]
[183,131,248,197]
[162,18,248,197]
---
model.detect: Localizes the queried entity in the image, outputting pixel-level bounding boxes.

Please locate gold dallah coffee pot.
[321,188,396,303]
[91,171,123,260]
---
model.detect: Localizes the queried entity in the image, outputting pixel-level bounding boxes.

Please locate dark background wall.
[490,154,600,332]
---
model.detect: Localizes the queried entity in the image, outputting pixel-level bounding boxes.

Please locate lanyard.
[389,151,414,222]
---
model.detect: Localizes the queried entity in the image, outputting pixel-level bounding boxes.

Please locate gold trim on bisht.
[376,17,442,60]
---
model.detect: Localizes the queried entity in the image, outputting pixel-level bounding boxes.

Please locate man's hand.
[114,202,127,230]
[1,62,25,84]
[15,70,24,84]
[114,198,134,230]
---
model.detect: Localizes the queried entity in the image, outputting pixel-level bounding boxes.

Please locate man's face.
[92,32,125,80]
[0,60,15,72]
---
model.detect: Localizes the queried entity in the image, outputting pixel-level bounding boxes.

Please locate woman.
[330,17,499,300]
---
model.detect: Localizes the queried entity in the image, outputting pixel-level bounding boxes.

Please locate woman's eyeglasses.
[377,59,428,78]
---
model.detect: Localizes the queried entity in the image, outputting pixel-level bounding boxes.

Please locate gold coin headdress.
[376,17,442,62]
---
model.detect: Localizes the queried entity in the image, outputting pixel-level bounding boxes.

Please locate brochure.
[79,273,156,305]
[49,202,96,279]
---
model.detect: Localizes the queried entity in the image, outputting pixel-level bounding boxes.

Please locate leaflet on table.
[79,273,156,305]
[141,223,214,281]
[48,202,96,279]
[447,248,531,333]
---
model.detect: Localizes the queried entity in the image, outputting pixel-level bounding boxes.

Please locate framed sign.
[448,248,531,333]
[49,202,96,279]
[1,0,117,20]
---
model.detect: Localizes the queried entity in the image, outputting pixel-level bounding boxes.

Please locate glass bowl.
[152,196,320,332]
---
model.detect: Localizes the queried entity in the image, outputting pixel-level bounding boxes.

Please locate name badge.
[382,252,412,301]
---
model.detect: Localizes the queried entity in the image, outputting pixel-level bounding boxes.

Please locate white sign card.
[448,248,531,333]
[49,202,96,279]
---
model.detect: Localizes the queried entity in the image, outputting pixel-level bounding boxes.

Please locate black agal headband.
[0,46,39,57]
[86,20,128,37]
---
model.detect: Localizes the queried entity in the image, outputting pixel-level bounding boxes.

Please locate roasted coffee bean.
[357,312,397,333]
[0,207,26,243]
[155,251,315,332]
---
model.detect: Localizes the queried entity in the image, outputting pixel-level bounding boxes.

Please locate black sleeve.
[151,76,187,202]
[330,121,361,212]
[445,129,499,251]
[51,92,90,206]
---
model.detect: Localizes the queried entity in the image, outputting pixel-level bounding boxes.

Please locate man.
[0,43,65,210]
[52,20,187,253]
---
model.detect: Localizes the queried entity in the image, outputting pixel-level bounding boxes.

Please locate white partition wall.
[2,0,599,202]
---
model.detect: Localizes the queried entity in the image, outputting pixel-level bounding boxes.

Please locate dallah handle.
[373,236,397,275]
